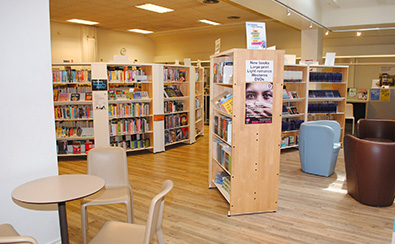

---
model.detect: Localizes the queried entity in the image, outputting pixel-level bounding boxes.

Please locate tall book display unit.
[307,65,348,142]
[195,67,205,138]
[162,65,196,146]
[53,63,95,156]
[209,49,284,216]
[106,63,156,153]
[281,65,308,149]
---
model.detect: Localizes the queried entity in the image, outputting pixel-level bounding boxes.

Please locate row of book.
[110,134,151,150]
[108,90,149,100]
[214,92,233,114]
[308,103,338,114]
[214,172,230,194]
[195,97,202,108]
[163,68,187,82]
[164,85,184,98]
[110,118,149,136]
[195,109,202,121]
[56,125,93,138]
[283,89,299,99]
[165,113,188,129]
[164,128,189,145]
[309,90,341,98]
[107,67,148,82]
[53,69,91,83]
[213,115,232,144]
[281,135,298,148]
[164,101,184,113]
[284,70,303,82]
[213,62,233,84]
[282,105,299,115]
[282,119,304,132]
[54,105,92,120]
[213,138,231,173]
[108,103,150,118]
[55,92,92,102]
[309,72,343,82]
[57,140,94,154]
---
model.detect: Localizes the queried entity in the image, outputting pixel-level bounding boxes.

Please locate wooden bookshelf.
[209,49,284,216]
[163,65,195,146]
[107,63,154,153]
[307,65,348,143]
[281,64,308,149]
[195,67,205,138]
[52,63,94,156]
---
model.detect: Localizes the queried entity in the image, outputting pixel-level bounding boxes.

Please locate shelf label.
[246,60,273,82]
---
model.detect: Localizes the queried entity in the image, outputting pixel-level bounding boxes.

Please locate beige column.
[301,29,324,63]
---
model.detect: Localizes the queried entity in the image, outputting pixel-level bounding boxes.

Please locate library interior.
[1,0,395,244]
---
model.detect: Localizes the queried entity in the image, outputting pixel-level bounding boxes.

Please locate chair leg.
[81,205,88,244]
[126,199,134,223]
[156,227,165,244]
[351,118,355,135]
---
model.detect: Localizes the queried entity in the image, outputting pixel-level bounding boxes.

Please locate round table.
[12,174,105,244]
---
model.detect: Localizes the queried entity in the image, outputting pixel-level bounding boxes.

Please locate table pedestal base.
[58,202,69,244]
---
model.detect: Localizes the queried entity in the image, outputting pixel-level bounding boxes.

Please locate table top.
[12,174,105,204]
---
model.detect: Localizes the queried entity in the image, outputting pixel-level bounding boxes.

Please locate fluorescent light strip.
[67,19,99,25]
[128,29,153,34]
[198,19,221,26]
[135,3,174,13]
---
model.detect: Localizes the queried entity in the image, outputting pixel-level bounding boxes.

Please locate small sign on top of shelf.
[246,60,273,82]
[246,22,267,49]
[215,38,221,54]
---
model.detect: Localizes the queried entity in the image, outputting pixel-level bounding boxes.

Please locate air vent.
[203,0,219,4]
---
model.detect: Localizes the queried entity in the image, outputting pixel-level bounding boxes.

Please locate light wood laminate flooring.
[59,126,395,244]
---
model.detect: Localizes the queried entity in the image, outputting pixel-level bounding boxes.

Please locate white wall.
[97,28,155,63]
[0,0,60,243]
[51,22,156,63]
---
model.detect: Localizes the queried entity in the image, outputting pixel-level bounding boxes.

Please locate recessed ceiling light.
[128,29,153,34]
[67,19,99,25]
[309,22,313,28]
[198,19,221,26]
[135,3,174,13]
[357,31,362,37]
[325,30,329,35]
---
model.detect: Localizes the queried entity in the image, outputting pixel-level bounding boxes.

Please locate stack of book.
[214,92,233,114]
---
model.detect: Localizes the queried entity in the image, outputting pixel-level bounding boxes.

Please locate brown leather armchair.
[357,119,395,142]
[344,134,395,207]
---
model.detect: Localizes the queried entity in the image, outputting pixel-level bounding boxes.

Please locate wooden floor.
[59,126,395,244]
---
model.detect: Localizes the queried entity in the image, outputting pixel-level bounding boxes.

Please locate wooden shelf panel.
[212,180,230,203]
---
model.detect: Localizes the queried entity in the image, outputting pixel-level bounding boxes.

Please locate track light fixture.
[286,8,290,16]
[309,22,313,28]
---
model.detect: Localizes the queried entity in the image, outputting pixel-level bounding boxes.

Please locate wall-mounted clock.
[120,47,127,55]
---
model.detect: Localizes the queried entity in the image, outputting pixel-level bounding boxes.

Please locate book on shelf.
[214,92,233,114]
[358,88,369,100]
[213,62,233,84]
[70,93,80,101]
[283,89,292,99]
[290,91,299,98]
[58,93,70,101]
[85,92,92,101]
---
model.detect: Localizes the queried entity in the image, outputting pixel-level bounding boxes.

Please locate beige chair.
[345,103,355,135]
[81,146,134,244]
[0,224,38,244]
[88,180,174,244]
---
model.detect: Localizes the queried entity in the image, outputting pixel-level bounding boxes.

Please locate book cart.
[209,49,284,216]
[162,64,196,146]
[195,67,205,138]
[307,65,348,143]
[281,65,308,149]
